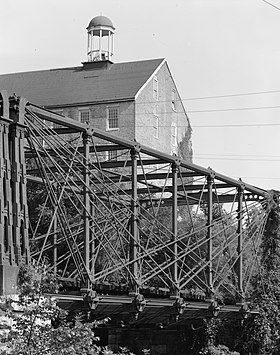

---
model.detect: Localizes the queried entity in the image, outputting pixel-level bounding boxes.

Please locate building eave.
[45,97,136,110]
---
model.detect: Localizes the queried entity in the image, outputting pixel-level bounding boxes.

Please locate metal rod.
[90,200,95,280]
[53,205,58,276]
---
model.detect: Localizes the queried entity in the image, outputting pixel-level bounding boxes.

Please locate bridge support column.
[206,174,214,298]
[129,148,140,295]
[171,162,179,298]
[237,186,244,300]
[0,92,29,295]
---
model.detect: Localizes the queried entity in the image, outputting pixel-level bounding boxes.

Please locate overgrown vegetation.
[0,264,135,355]
[237,191,280,355]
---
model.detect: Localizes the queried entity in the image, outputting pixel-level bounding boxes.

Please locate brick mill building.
[0,15,192,161]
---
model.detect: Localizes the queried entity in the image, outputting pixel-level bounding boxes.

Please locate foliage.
[0,264,134,355]
[238,191,280,355]
[198,318,240,355]
[199,344,240,355]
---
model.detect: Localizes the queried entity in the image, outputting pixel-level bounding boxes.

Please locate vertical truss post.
[171,162,179,298]
[207,174,214,298]
[82,132,91,289]
[53,186,58,276]
[237,186,244,299]
[129,148,139,295]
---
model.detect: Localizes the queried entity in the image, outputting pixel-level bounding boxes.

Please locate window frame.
[153,76,159,101]
[79,108,90,124]
[171,89,176,111]
[106,106,120,131]
[153,114,159,139]
[171,122,177,146]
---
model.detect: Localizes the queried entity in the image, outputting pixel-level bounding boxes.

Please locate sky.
[1,0,280,191]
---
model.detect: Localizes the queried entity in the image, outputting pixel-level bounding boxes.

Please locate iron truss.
[0,91,272,323]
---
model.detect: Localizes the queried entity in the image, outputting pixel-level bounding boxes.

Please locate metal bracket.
[82,289,99,310]
[133,143,141,154]
[208,300,220,317]
[207,168,215,180]
[238,179,246,191]
[239,303,250,320]
[171,297,187,322]
[132,293,146,313]
[173,157,181,168]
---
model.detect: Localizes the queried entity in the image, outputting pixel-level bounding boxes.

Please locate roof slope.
[0,58,165,107]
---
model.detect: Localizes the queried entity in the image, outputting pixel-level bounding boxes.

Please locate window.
[171,122,177,145]
[153,76,158,100]
[79,109,90,124]
[107,150,118,161]
[171,90,176,111]
[107,106,119,130]
[153,114,159,139]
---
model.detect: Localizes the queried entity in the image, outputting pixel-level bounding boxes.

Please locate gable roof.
[0,58,165,108]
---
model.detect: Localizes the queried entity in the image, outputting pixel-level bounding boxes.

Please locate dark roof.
[0,58,165,107]
[87,15,115,30]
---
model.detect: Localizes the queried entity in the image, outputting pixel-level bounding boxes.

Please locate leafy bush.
[0,264,135,355]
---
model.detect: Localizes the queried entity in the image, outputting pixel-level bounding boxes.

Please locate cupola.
[87,15,115,62]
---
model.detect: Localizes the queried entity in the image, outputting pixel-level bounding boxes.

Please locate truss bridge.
[0,90,274,328]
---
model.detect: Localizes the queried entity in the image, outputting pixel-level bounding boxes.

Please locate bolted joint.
[238,179,246,192]
[132,293,146,313]
[132,143,141,154]
[81,289,99,310]
[87,127,95,136]
[239,303,250,320]
[173,158,181,168]
[8,95,28,124]
[172,297,187,316]
[9,94,20,112]
[82,131,90,144]
[208,300,220,317]
[207,168,215,180]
